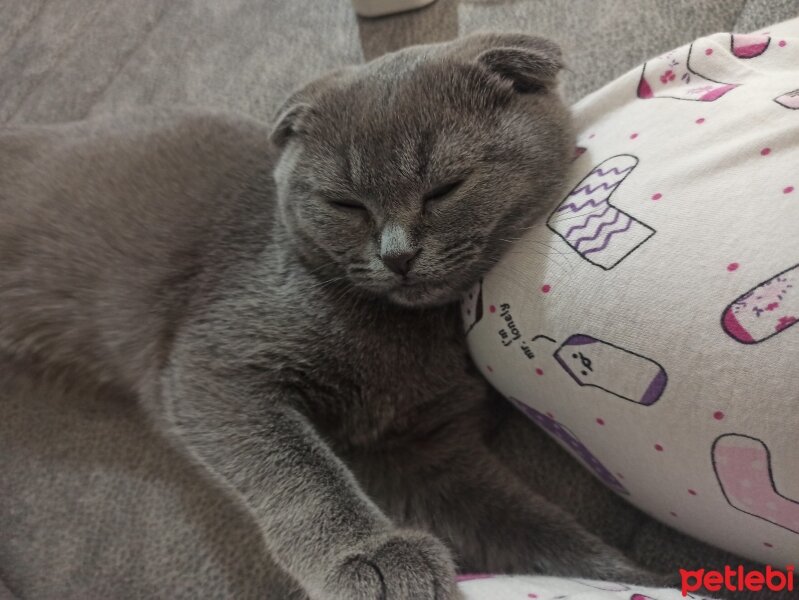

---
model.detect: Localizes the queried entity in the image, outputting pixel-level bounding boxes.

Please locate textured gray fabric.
[355,0,781,103]
[1,0,797,598]
[0,359,297,599]
[734,0,799,32]
[458,0,748,102]
[0,0,364,124]
[0,578,17,600]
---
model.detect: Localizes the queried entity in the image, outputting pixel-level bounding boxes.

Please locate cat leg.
[156,363,461,600]
[437,454,661,584]
[347,416,665,586]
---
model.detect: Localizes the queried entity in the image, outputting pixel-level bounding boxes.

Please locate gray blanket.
[2,1,797,598]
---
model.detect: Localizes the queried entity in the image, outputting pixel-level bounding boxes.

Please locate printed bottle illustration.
[508,397,628,495]
[637,43,738,101]
[721,262,799,344]
[554,334,667,405]
[472,303,668,406]
[713,434,799,535]
[548,155,655,270]
[730,33,771,58]
[775,89,799,110]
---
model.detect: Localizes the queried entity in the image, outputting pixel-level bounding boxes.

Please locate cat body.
[0,35,659,599]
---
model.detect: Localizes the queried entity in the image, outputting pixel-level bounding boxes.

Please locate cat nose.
[381,249,420,276]
[379,222,419,276]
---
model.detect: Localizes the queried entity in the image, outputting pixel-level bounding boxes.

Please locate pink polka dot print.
[705,48,713,55]
[714,411,725,420]
[630,132,638,139]
[489,304,496,313]
[535,368,544,376]
[541,284,551,293]
[761,147,771,156]
[596,418,605,426]
[651,192,662,201]
[779,40,787,47]
[727,262,739,272]
[785,186,794,194]
[654,443,664,452]
[695,117,705,124]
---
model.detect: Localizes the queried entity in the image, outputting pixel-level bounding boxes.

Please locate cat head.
[272,33,573,308]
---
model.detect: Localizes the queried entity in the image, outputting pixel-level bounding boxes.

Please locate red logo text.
[680,565,795,596]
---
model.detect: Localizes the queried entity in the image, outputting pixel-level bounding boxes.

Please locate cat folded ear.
[477,46,562,93]
[451,33,564,93]
[270,99,311,148]
[270,67,354,148]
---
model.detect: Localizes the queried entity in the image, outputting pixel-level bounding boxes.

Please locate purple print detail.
[582,214,634,256]
[548,155,655,270]
[564,204,613,238]
[554,334,667,406]
[559,334,598,346]
[642,369,668,406]
[508,397,628,495]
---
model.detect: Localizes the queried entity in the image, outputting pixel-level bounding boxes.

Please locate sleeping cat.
[0,34,659,599]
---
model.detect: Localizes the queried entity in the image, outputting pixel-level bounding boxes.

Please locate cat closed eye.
[329,199,367,211]
[422,180,464,205]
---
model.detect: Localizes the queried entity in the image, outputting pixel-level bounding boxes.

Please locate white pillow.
[464,18,799,566]
[456,574,702,600]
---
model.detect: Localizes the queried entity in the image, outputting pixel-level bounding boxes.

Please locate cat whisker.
[307,276,348,291]
[528,240,570,256]
[304,261,341,277]
[548,204,614,225]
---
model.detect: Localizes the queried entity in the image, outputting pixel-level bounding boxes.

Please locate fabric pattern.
[457,574,710,600]
[465,17,799,567]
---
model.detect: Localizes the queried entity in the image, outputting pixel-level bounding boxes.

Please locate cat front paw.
[323,530,462,600]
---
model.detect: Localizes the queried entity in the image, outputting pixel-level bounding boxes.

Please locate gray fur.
[0,34,662,599]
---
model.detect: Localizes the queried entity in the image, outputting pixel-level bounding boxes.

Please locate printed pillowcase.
[456,574,701,600]
[464,18,799,567]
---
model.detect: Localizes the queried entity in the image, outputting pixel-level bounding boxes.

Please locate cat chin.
[385,282,458,308]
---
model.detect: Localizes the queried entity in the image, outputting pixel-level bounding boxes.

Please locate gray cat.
[0,34,662,599]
